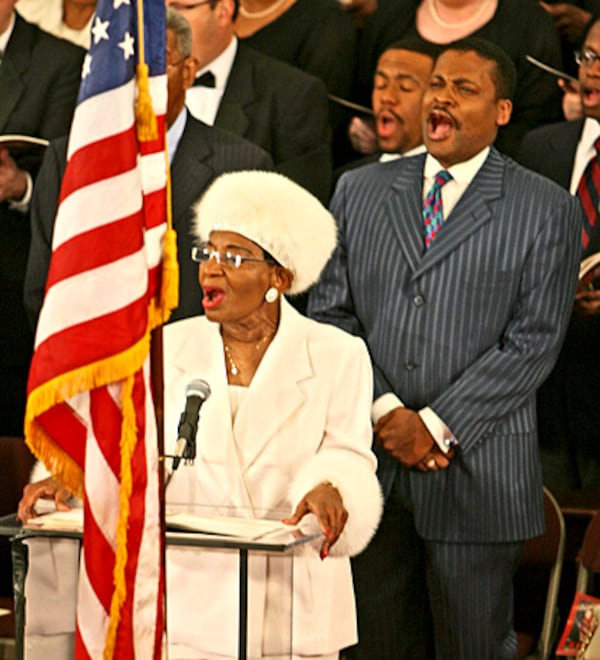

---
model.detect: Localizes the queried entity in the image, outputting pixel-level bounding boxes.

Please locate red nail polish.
[321,548,329,560]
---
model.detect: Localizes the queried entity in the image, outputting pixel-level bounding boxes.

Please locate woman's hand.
[17,477,72,523]
[282,482,348,559]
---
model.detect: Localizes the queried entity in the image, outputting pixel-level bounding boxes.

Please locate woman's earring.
[264,287,279,303]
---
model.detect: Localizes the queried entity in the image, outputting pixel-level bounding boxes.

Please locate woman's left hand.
[282,482,348,560]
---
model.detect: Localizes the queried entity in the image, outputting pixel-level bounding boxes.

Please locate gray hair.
[166,7,193,59]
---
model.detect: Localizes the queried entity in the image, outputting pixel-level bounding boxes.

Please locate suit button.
[413,294,425,307]
[404,361,416,371]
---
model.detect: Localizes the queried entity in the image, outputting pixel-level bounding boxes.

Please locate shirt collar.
[167,107,188,164]
[580,117,600,152]
[424,146,490,185]
[0,11,16,55]
[196,35,237,90]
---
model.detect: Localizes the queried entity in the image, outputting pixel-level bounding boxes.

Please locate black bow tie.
[193,71,216,88]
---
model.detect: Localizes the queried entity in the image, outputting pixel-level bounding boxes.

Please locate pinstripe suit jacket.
[308,148,583,543]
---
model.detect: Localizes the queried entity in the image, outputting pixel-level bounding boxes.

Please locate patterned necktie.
[577,137,600,254]
[423,170,453,249]
[193,70,216,88]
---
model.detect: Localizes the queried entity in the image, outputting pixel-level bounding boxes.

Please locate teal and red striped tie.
[423,170,452,250]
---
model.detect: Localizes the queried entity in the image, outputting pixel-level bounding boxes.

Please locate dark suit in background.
[24,114,273,330]
[519,119,600,489]
[0,12,83,436]
[213,43,332,204]
[309,149,582,657]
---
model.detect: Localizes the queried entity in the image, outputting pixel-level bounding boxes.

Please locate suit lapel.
[169,320,257,510]
[171,116,214,231]
[411,149,503,280]
[546,120,582,190]
[232,300,313,471]
[0,17,31,133]
[384,156,427,276]
[214,46,251,137]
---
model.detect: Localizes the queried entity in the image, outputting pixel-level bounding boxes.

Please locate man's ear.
[495,98,513,127]
[182,56,199,91]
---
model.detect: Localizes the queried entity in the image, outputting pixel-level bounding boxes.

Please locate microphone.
[171,379,211,471]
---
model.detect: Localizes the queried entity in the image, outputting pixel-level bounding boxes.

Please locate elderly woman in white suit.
[19,171,382,659]
[164,170,382,659]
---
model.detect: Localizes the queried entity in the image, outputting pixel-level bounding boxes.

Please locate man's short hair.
[438,37,517,101]
[382,37,440,62]
[166,7,193,58]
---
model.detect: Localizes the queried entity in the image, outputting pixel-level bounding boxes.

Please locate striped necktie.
[577,137,600,255]
[423,170,452,249]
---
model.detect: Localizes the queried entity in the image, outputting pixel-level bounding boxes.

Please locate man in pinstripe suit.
[309,38,583,659]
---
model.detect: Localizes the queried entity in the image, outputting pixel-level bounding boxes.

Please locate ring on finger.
[427,458,436,469]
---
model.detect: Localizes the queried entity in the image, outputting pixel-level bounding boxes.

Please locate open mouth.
[582,87,600,107]
[201,286,225,310]
[377,111,402,139]
[427,111,455,140]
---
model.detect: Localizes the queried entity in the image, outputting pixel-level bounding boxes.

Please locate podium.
[0,507,319,660]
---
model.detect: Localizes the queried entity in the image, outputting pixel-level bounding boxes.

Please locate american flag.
[24,0,174,657]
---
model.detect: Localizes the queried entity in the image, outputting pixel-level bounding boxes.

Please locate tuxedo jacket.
[309,148,583,543]
[24,114,273,329]
[214,43,332,203]
[0,13,83,434]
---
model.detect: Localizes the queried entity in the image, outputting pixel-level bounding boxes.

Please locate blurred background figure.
[16,0,96,48]
[518,16,600,493]
[352,0,564,157]
[234,0,357,166]
[167,0,332,204]
[338,37,436,178]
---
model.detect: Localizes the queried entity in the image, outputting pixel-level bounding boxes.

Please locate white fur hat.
[192,171,337,295]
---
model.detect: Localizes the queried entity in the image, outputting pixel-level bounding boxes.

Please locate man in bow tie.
[165,0,333,203]
[310,37,582,659]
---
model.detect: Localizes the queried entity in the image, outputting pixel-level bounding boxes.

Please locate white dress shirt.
[185,36,238,126]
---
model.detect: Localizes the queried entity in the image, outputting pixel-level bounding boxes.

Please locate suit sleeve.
[308,173,393,399]
[23,139,64,331]
[431,194,583,453]
[272,75,332,204]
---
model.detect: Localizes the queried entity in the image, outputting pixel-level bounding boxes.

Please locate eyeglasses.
[576,48,600,67]
[169,0,214,11]
[191,245,276,269]
[166,57,187,69]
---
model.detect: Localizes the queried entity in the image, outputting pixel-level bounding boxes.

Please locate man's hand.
[282,482,348,559]
[539,2,592,46]
[348,116,377,155]
[374,406,454,470]
[17,477,72,523]
[558,78,583,121]
[575,288,600,316]
[0,148,28,203]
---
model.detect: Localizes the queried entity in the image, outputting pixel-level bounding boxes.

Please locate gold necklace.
[427,0,492,29]
[239,0,288,19]
[223,334,272,377]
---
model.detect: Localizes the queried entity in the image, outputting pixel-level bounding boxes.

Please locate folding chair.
[515,486,566,660]
[575,511,600,595]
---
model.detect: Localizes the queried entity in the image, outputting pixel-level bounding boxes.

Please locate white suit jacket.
[163,299,382,658]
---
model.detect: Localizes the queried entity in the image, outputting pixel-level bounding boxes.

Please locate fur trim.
[192,171,337,295]
[288,450,383,557]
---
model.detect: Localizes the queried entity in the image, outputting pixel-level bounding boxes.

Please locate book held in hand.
[579,252,600,293]
[0,134,49,171]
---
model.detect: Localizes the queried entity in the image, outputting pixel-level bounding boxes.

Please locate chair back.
[576,512,600,594]
[515,486,566,660]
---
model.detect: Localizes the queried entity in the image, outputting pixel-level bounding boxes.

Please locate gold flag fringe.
[135,62,158,142]
[104,374,137,660]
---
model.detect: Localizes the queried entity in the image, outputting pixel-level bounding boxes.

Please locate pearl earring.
[264,287,279,303]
